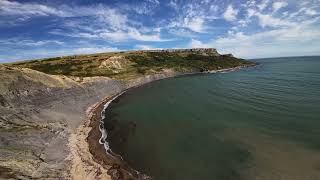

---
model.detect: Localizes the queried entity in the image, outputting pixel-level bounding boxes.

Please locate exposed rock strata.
[0,66,124,179]
[0,66,189,179]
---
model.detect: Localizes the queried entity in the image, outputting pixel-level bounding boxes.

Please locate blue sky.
[0,0,319,62]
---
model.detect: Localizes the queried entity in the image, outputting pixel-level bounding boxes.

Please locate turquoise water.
[104,56,320,180]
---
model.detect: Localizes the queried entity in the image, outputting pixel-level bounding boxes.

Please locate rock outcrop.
[98,56,134,74]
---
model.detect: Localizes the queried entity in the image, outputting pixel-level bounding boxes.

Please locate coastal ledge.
[0,49,255,179]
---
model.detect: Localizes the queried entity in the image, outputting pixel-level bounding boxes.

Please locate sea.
[104,56,320,180]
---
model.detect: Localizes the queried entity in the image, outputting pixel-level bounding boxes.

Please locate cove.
[104,56,320,180]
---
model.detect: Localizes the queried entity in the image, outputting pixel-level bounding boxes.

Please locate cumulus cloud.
[179,16,206,33]
[167,0,218,33]
[224,5,238,21]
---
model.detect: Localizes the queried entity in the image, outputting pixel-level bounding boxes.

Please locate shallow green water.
[104,56,320,180]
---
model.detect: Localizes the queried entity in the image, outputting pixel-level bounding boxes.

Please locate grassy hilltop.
[5,49,253,81]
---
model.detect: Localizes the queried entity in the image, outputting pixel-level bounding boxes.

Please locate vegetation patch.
[4,50,254,80]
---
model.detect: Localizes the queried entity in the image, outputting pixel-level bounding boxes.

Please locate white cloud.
[23,40,64,46]
[0,38,64,46]
[0,1,169,42]
[55,27,168,42]
[184,17,206,33]
[305,9,318,16]
[167,0,219,33]
[168,0,178,10]
[0,0,66,17]
[72,47,119,54]
[255,12,296,28]
[1,0,320,60]
[66,6,167,42]
[0,46,120,62]
[169,16,207,33]
[135,44,160,50]
[272,2,288,13]
[167,28,197,38]
[98,8,128,30]
[0,0,122,19]
[238,19,249,27]
[191,23,320,58]
[247,8,256,17]
[210,5,218,12]
[257,0,270,11]
[99,31,128,42]
[244,0,256,8]
[189,39,209,48]
[146,0,160,5]
[224,5,238,21]
[247,7,298,28]
[127,28,166,41]
[124,0,160,15]
[287,7,319,20]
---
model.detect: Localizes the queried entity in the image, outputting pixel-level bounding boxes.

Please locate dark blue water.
[105,56,320,180]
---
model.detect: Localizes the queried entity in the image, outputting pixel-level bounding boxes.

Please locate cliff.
[0,66,125,178]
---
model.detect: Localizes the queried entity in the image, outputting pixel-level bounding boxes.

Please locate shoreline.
[85,64,256,179]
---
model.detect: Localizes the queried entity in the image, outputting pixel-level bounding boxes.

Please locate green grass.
[5,50,254,80]
[128,52,252,72]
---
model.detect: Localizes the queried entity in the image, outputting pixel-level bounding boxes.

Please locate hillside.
[6,48,252,81]
[0,49,255,179]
